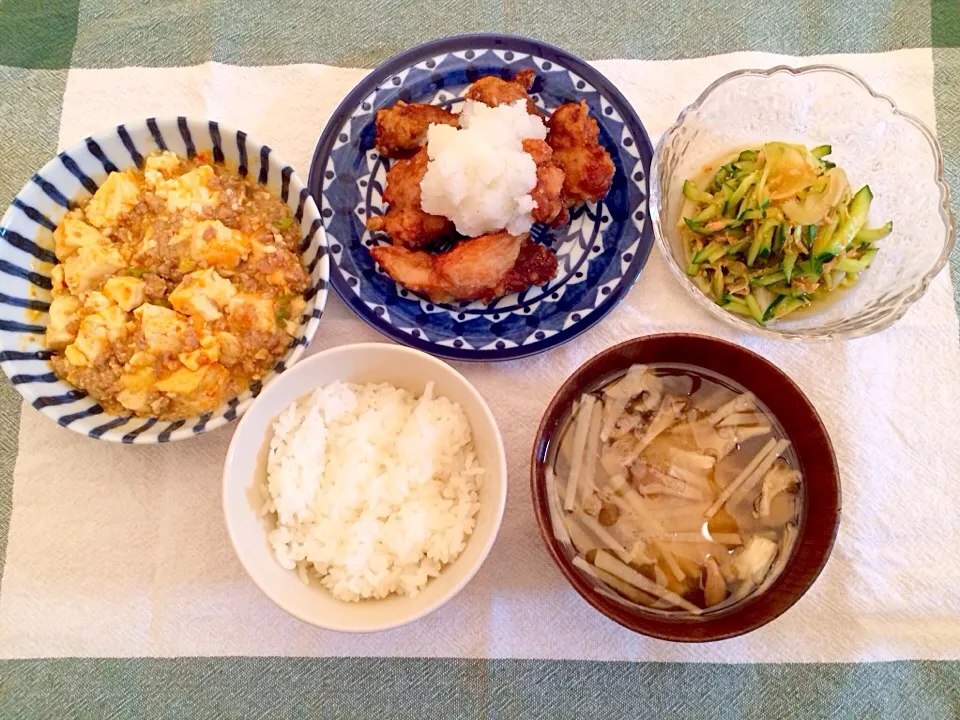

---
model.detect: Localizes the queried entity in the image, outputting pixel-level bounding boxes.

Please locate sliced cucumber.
[744,293,765,324]
[691,201,722,224]
[810,144,832,158]
[683,179,715,204]
[711,267,725,300]
[835,248,878,273]
[782,251,798,282]
[723,301,754,318]
[747,219,778,266]
[809,217,838,272]
[812,185,872,264]
[766,283,810,299]
[751,271,787,287]
[762,295,786,322]
[854,221,893,243]
[771,296,805,320]
[728,171,758,210]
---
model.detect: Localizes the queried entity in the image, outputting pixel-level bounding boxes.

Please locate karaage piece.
[522,138,569,227]
[374,101,458,159]
[372,231,556,303]
[498,236,560,296]
[546,100,616,205]
[366,148,454,249]
[371,231,522,303]
[464,69,540,115]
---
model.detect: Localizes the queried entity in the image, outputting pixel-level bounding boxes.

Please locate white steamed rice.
[261,380,483,601]
[419,98,547,237]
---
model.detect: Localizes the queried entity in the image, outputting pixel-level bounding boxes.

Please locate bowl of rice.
[222,342,507,632]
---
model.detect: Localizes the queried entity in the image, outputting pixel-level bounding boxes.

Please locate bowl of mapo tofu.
[0,118,328,442]
[530,334,840,641]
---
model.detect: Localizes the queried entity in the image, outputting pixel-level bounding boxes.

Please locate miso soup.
[547,363,802,615]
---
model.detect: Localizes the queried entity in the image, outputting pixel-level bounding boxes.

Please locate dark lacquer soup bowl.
[530,333,841,642]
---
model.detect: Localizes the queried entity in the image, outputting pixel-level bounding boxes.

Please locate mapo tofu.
[46,150,309,420]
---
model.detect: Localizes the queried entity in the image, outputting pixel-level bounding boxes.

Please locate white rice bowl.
[261,380,484,602]
[419,99,547,237]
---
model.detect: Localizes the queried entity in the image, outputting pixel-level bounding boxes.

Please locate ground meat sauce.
[45,150,310,420]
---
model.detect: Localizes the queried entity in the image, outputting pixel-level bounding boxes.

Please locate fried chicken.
[374,101,458,159]
[370,232,557,303]
[365,148,454,249]
[498,235,560,296]
[465,69,540,115]
[546,100,615,205]
[522,138,569,227]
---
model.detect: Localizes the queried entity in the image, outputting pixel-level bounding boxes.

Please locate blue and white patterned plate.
[0,118,328,443]
[308,34,654,361]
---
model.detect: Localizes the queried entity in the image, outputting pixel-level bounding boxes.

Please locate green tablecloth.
[1,0,959,716]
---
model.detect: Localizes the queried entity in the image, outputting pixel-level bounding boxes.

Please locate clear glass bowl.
[650,65,955,340]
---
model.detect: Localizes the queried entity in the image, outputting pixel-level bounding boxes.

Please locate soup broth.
[547,363,802,615]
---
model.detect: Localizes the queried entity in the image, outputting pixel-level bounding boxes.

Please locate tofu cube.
[157,165,218,213]
[63,243,125,294]
[154,366,206,394]
[217,331,242,368]
[134,304,192,355]
[70,314,110,364]
[51,264,66,293]
[186,220,250,270]
[179,343,219,372]
[45,295,82,350]
[85,171,140,229]
[102,276,147,312]
[53,211,107,261]
[116,389,152,413]
[227,294,275,332]
[98,305,129,343]
[143,151,182,188]
[169,268,237,321]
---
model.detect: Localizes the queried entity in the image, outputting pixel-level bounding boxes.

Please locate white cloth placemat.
[3,48,959,662]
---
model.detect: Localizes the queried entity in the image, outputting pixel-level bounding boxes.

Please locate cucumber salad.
[679,142,891,325]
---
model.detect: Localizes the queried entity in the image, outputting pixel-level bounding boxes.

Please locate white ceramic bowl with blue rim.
[308,34,655,361]
[0,117,329,443]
